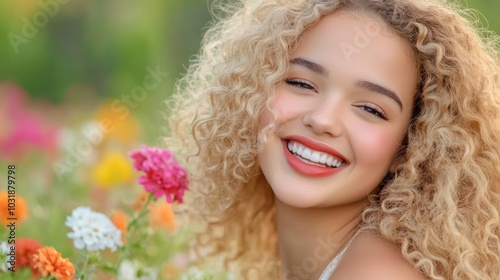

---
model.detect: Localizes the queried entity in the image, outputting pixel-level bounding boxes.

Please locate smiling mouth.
[286,140,346,168]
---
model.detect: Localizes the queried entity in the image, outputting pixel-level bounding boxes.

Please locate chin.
[271,184,325,209]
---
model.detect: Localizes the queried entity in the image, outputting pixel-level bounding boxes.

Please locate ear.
[389,155,404,173]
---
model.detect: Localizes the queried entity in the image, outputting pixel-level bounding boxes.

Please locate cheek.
[259,91,290,128]
[352,125,404,166]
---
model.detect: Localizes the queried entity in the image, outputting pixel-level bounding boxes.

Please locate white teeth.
[302,148,312,159]
[319,154,327,164]
[310,151,320,162]
[297,146,303,155]
[286,140,345,168]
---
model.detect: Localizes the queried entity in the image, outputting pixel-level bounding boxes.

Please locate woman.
[166,0,500,279]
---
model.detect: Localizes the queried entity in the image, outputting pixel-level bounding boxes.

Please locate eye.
[356,103,388,120]
[285,78,317,91]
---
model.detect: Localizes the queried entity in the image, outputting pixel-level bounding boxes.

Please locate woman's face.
[258,10,418,208]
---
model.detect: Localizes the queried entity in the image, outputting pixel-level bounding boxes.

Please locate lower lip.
[282,141,345,177]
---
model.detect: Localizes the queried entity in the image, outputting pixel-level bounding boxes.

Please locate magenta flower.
[0,82,59,160]
[129,146,188,203]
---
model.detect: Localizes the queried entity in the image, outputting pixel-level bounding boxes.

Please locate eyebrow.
[290,57,328,76]
[290,57,403,110]
[355,80,403,110]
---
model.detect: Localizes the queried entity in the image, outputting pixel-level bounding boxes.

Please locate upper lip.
[283,135,349,164]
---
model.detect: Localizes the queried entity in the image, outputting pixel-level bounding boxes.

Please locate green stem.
[76,251,91,279]
[126,193,154,236]
[116,193,155,271]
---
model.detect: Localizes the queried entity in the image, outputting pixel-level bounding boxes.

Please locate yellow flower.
[91,151,133,189]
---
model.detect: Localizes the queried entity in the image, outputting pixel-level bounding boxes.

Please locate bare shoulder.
[331,231,428,280]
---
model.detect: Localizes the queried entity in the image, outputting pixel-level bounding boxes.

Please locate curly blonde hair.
[164,0,500,278]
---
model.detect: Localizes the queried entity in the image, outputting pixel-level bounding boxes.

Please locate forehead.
[296,9,416,63]
[290,10,418,113]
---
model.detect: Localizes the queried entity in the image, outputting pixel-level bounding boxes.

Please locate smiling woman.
[164,0,500,279]
[260,11,417,211]
[258,11,422,279]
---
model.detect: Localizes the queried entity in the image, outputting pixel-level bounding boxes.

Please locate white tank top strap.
[318,229,361,280]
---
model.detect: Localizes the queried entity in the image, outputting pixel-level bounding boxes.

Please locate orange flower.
[33,247,75,280]
[15,238,41,274]
[110,210,128,242]
[149,202,177,231]
[0,191,28,225]
[162,263,180,280]
[133,192,149,211]
[93,101,141,145]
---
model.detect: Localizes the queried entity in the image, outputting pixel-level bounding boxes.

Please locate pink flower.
[130,146,188,203]
[0,82,59,160]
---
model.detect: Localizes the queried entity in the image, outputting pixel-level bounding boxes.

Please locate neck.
[275,197,366,280]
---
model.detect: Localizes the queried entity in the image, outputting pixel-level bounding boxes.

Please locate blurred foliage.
[0,0,212,104]
[0,0,498,104]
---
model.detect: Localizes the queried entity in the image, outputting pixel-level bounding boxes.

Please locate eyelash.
[285,78,388,120]
[357,103,388,120]
[285,78,316,91]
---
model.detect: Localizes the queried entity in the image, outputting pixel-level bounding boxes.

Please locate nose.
[302,97,344,137]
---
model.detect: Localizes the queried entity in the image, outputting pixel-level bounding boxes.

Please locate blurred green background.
[0,0,213,101]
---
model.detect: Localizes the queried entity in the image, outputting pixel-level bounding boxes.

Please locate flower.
[32,246,75,280]
[129,146,189,203]
[15,237,42,273]
[149,202,177,231]
[0,241,13,272]
[0,83,59,160]
[91,150,133,189]
[93,100,141,145]
[110,209,128,242]
[133,192,149,211]
[118,259,158,280]
[65,206,123,252]
[0,191,28,226]
[162,263,180,280]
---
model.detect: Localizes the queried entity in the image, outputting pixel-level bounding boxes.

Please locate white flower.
[118,259,157,280]
[65,206,123,252]
[0,242,10,271]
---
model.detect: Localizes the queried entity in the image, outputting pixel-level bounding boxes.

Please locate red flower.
[130,146,188,203]
[15,237,42,273]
